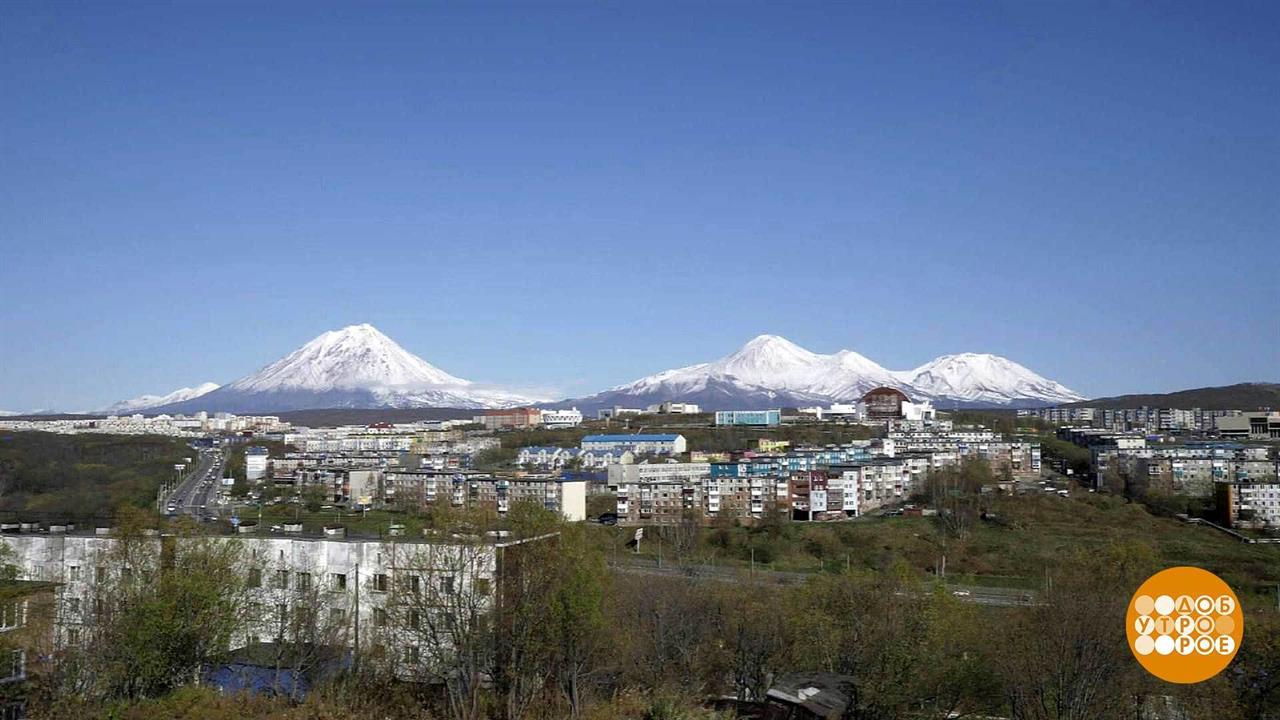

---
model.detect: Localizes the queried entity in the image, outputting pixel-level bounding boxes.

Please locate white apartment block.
[0,531,553,678]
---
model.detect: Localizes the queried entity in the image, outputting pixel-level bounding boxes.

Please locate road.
[164,448,223,519]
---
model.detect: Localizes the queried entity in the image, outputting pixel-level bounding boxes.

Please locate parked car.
[598,512,619,526]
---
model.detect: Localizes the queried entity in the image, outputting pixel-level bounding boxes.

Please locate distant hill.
[1063,383,1280,411]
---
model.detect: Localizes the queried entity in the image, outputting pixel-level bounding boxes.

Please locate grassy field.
[589,491,1280,604]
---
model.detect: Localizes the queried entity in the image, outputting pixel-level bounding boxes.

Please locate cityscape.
[1,3,1277,720]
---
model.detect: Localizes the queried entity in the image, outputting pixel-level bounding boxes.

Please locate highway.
[164,448,224,520]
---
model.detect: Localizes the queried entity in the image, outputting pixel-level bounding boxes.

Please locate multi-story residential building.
[1216,481,1280,529]
[829,459,912,516]
[715,410,782,427]
[1093,443,1275,494]
[516,446,634,470]
[0,530,553,681]
[245,446,271,481]
[290,467,382,506]
[381,470,586,520]
[580,434,686,456]
[479,408,543,431]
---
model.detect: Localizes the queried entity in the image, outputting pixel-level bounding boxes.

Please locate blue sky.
[1,2,1277,411]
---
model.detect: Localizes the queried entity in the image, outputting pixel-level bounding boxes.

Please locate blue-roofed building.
[580,433,686,456]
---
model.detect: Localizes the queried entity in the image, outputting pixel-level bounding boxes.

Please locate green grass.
[588,492,1280,603]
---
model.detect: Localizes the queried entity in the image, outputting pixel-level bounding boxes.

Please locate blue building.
[715,409,782,427]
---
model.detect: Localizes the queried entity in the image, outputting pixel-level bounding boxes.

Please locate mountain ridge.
[563,335,1085,412]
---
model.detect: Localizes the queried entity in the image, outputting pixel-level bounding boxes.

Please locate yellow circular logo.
[1126,567,1243,683]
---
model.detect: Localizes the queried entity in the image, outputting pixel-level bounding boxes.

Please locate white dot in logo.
[1155,635,1175,655]
[1154,595,1175,616]
[1134,635,1155,655]
[1216,635,1236,655]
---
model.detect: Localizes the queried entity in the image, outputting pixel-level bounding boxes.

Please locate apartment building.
[516,446,634,470]
[580,434,687,456]
[245,446,271,481]
[0,531,551,681]
[479,408,543,431]
[1093,443,1275,494]
[290,467,382,506]
[1216,481,1280,529]
[381,470,586,521]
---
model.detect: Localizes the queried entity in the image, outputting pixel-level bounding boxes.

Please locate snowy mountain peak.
[228,324,468,393]
[587,336,1084,410]
[101,382,221,414]
[719,335,822,377]
[147,325,542,413]
[902,353,1086,406]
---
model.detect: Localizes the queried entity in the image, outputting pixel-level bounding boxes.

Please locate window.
[1,651,22,681]
[67,597,80,614]
[67,628,79,645]
[331,573,347,591]
[373,573,389,592]
[275,570,289,590]
[297,572,311,591]
[474,578,491,596]
[409,610,421,630]
[407,646,420,664]
[329,608,346,624]
[95,566,105,584]
[409,575,421,595]
[68,566,80,582]
[0,602,21,631]
[247,568,262,588]
[441,576,454,594]
[374,608,387,626]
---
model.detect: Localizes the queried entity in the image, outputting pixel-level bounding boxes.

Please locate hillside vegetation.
[1065,382,1280,410]
[0,432,192,518]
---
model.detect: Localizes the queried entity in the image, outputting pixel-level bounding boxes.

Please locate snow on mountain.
[152,324,542,413]
[569,335,1083,411]
[611,335,902,401]
[102,382,221,414]
[895,353,1087,406]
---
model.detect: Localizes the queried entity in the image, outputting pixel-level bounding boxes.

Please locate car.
[951,589,972,597]
[598,512,619,526]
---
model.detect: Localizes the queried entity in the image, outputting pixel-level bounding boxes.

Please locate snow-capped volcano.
[102,382,220,414]
[566,335,1084,411]
[895,353,1087,406]
[615,335,903,402]
[150,324,543,413]
[225,324,467,393]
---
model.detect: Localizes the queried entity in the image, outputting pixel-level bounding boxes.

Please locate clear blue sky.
[1,2,1277,411]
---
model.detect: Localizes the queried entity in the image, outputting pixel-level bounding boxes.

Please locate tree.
[51,514,254,702]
